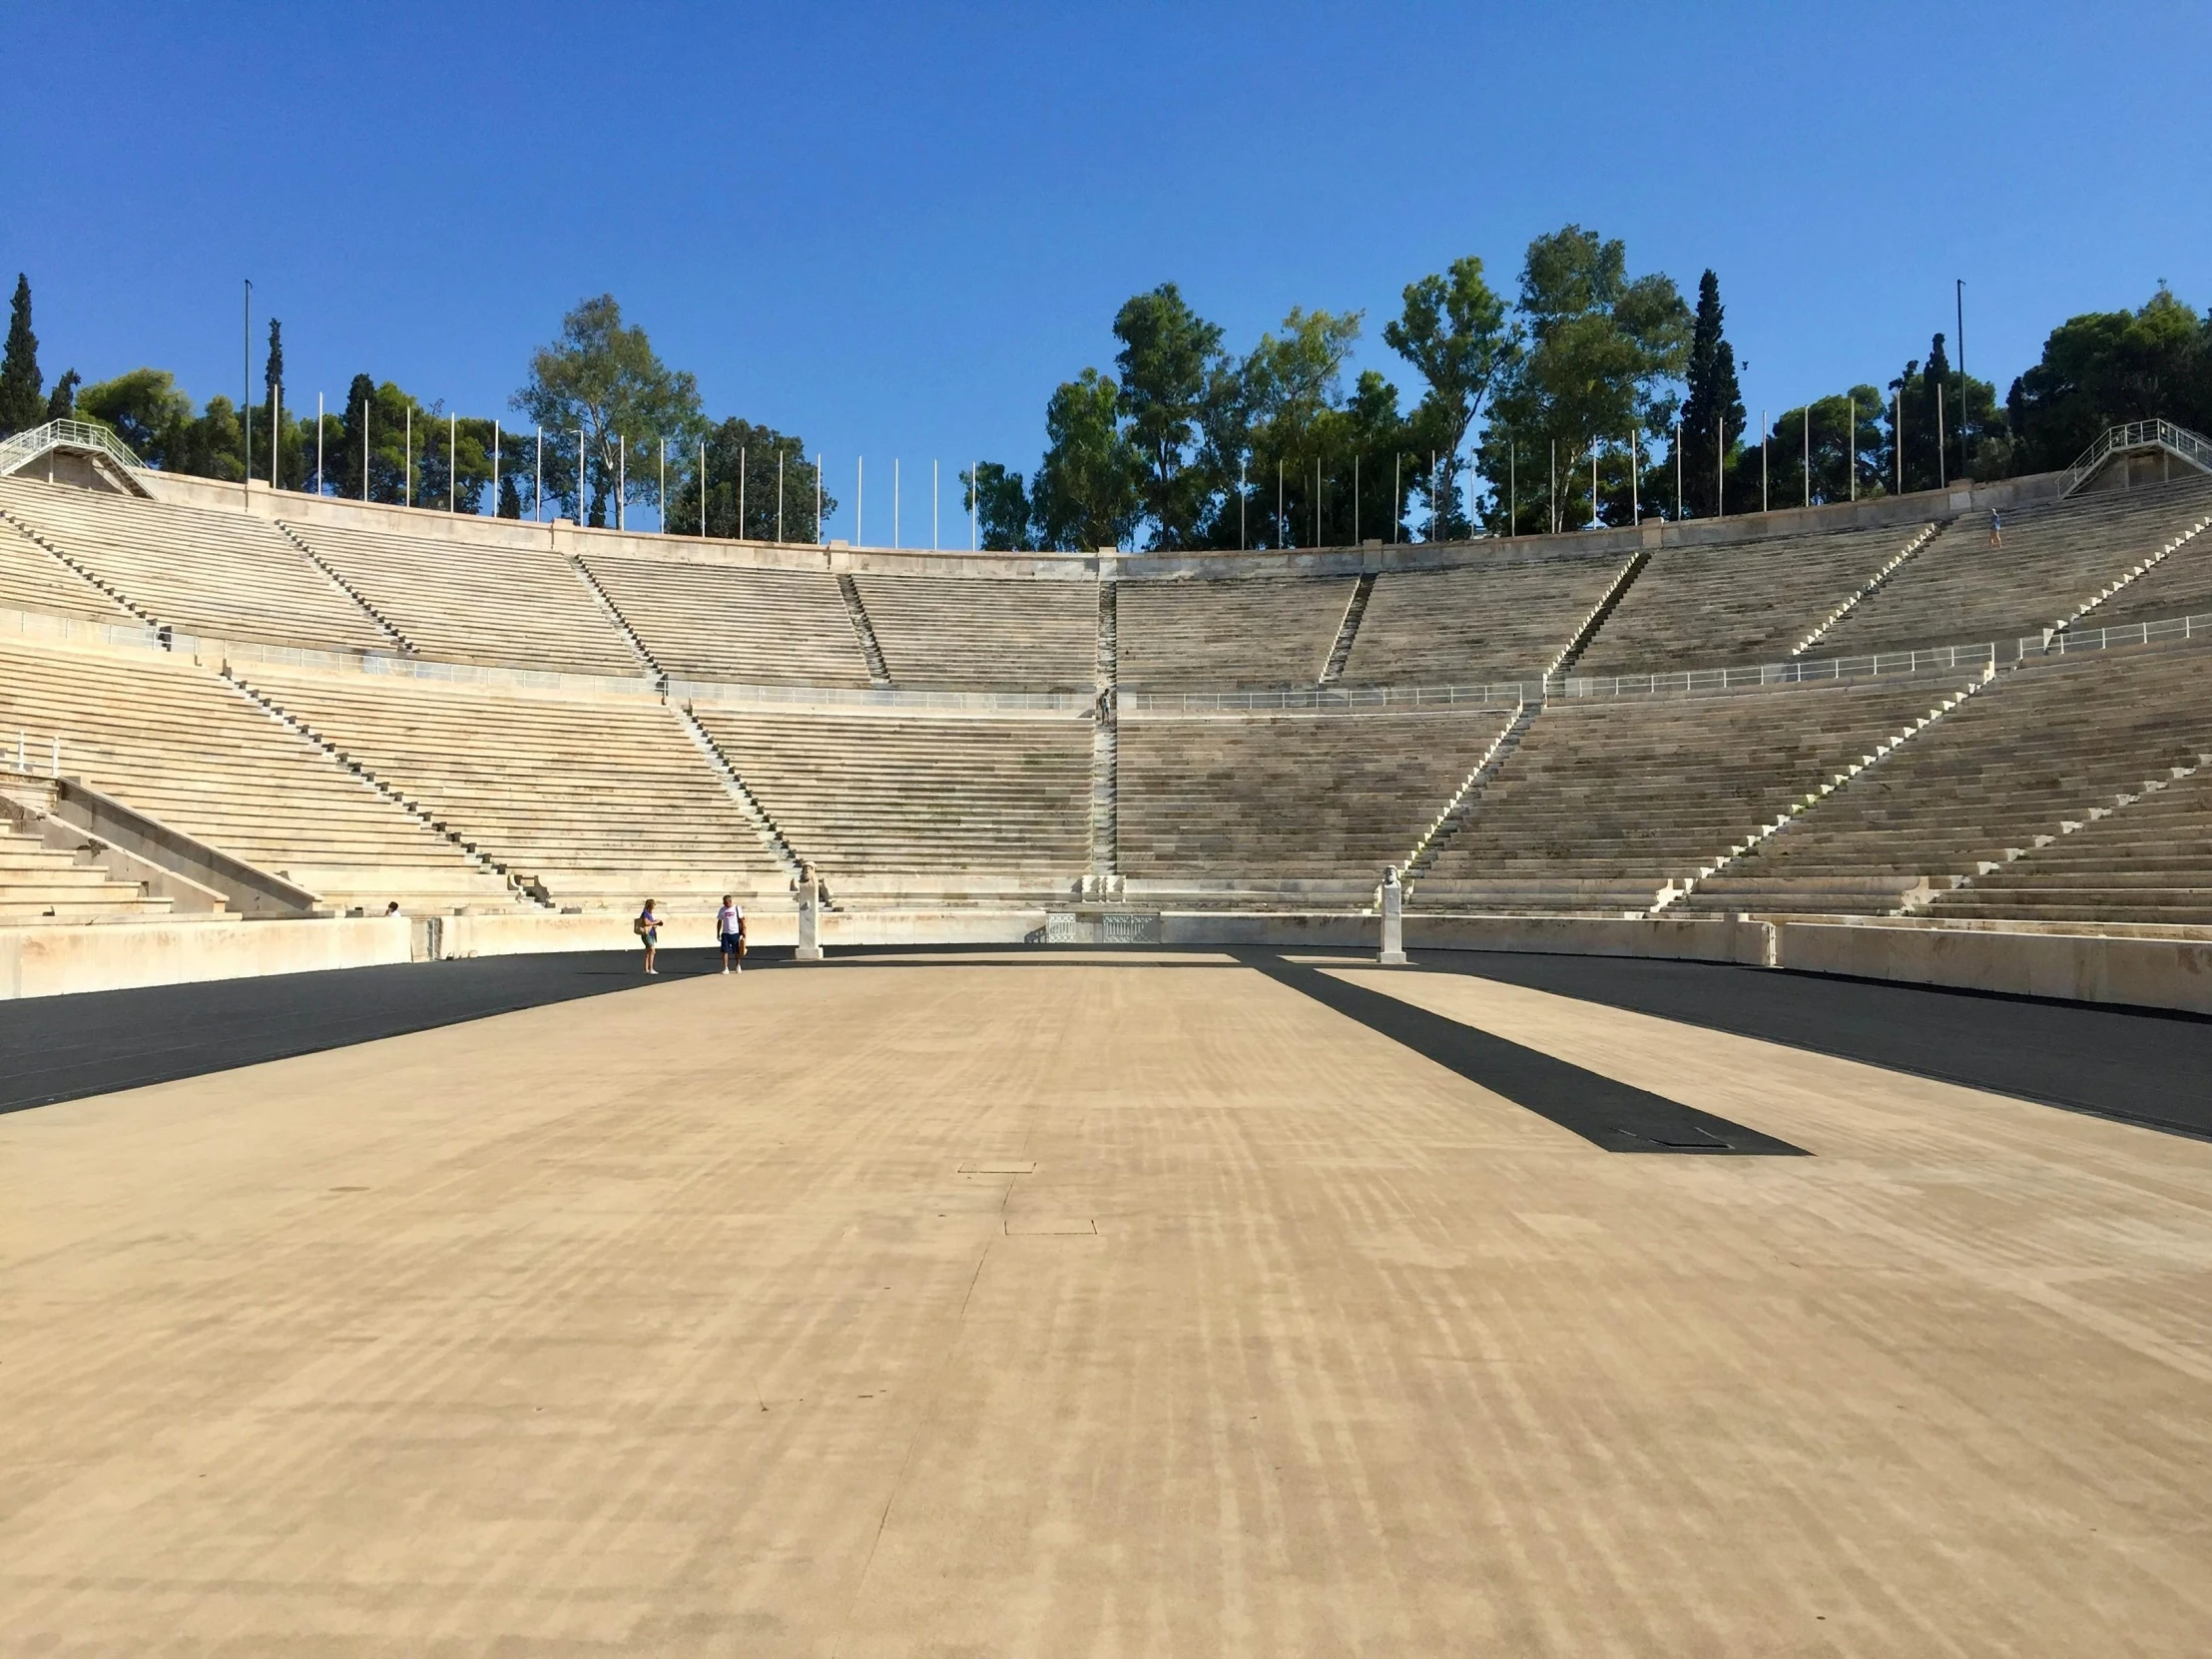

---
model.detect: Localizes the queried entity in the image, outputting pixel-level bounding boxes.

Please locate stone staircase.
[1403,700,1539,886]
[0,816,176,922]
[1790,520,1948,656]
[676,703,806,879]
[568,553,664,678]
[838,574,892,685]
[1546,552,1649,680]
[1090,580,1119,884]
[1318,573,1376,684]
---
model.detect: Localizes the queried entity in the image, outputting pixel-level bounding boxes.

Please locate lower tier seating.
[237,666,783,908]
[1931,765,2212,924]
[1420,678,1974,910]
[0,637,511,911]
[1117,708,1515,882]
[694,705,1091,888]
[1690,647,2212,914]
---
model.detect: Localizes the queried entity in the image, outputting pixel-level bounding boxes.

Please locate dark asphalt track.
[2,945,2207,1140]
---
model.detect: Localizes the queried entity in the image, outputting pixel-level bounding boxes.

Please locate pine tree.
[0,274,43,437]
[1677,270,1745,516]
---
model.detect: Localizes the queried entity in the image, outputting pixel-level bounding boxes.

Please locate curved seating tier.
[582,556,874,686]
[1118,707,1515,882]
[0,636,509,911]
[852,575,1096,691]
[1575,523,1935,677]
[1690,647,2212,914]
[1419,678,1976,911]
[283,519,640,676]
[0,477,390,651]
[1117,575,1351,690]
[0,515,137,625]
[1339,555,1622,686]
[236,665,782,908]
[694,705,1091,886]
[1819,479,2212,656]
[1932,765,2212,924]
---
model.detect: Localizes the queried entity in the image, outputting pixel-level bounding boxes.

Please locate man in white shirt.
[716,895,747,973]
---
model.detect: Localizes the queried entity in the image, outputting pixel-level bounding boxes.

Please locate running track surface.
[4,945,2208,1137]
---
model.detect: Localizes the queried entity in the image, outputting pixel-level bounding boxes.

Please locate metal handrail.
[0,417,149,477]
[2058,419,2212,497]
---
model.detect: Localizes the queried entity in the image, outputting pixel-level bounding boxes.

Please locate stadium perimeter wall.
[141,470,2067,582]
[7,908,2212,1020]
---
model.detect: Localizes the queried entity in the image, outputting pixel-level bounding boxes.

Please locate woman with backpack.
[635,898,665,975]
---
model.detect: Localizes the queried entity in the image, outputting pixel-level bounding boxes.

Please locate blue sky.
[3,1,2206,538]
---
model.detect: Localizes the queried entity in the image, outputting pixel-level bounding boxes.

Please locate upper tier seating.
[1118,707,1515,881]
[1419,678,1973,910]
[0,478,390,652]
[1340,554,1623,686]
[581,555,874,686]
[1691,647,2212,914]
[0,636,509,910]
[0,515,137,624]
[1819,479,2212,656]
[1116,575,1354,690]
[284,519,639,676]
[1931,762,2212,925]
[2062,505,2212,632]
[237,665,782,907]
[0,818,177,922]
[1575,523,1936,677]
[852,575,1096,691]
[693,706,1091,886]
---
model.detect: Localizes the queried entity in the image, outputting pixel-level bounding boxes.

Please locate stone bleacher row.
[4,468,2212,925]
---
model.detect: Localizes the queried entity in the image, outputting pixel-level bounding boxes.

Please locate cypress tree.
[498,473,523,519]
[1678,270,1745,516]
[0,274,43,437]
[342,373,374,500]
[45,368,81,421]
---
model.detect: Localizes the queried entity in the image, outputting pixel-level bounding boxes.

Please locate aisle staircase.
[1402,700,1539,888]
[1791,520,1947,657]
[1318,573,1376,684]
[838,574,892,686]
[1089,580,1120,887]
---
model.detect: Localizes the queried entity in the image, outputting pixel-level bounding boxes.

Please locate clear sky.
[3,1,2206,538]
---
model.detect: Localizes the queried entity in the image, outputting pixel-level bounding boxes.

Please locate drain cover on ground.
[1005,1217,1095,1236]
[958,1160,1036,1175]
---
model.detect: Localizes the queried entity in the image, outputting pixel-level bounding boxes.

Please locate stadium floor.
[4,948,2210,1651]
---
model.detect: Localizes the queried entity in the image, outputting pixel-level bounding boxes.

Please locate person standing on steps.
[717,893,747,973]
[1988,507,2003,548]
[635,897,665,975]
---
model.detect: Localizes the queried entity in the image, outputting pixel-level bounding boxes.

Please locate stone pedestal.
[795,876,824,962]
[1379,868,1407,965]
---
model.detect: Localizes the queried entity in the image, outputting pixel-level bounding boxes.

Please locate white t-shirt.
[717,903,745,936]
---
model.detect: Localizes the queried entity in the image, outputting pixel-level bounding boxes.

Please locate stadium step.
[837,574,893,686]
[1318,573,1376,685]
[1547,551,1649,680]
[675,703,807,881]
[568,552,665,678]
[1790,519,1948,657]
[1403,699,1541,889]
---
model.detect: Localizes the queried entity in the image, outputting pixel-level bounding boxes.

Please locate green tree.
[1478,229,1689,531]
[511,294,706,526]
[1112,283,1227,548]
[0,274,42,437]
[1238,306,1368,547]
[1030,368,1142,551]
[75,368,195,465]
[2006,288,2211,471]
[664,417,830,541]
[1879,333,2004,494]
[961,462,1033,551]
[177,395,246,482]
[45,369,80,421]
[1386,256,1511,539]
[1749,386,1890,509]
[497,473,524,519]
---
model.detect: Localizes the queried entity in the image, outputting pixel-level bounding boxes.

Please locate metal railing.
[5,730,61,777]
[2035,609,2212,659]
[1121,681,1531,715]
[0,417,149,478]
[675,678,1092,716]
[1555,641,1999,701]
[2058,419,2212,497]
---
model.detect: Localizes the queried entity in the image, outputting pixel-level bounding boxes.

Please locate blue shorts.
[721,932,744,952]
